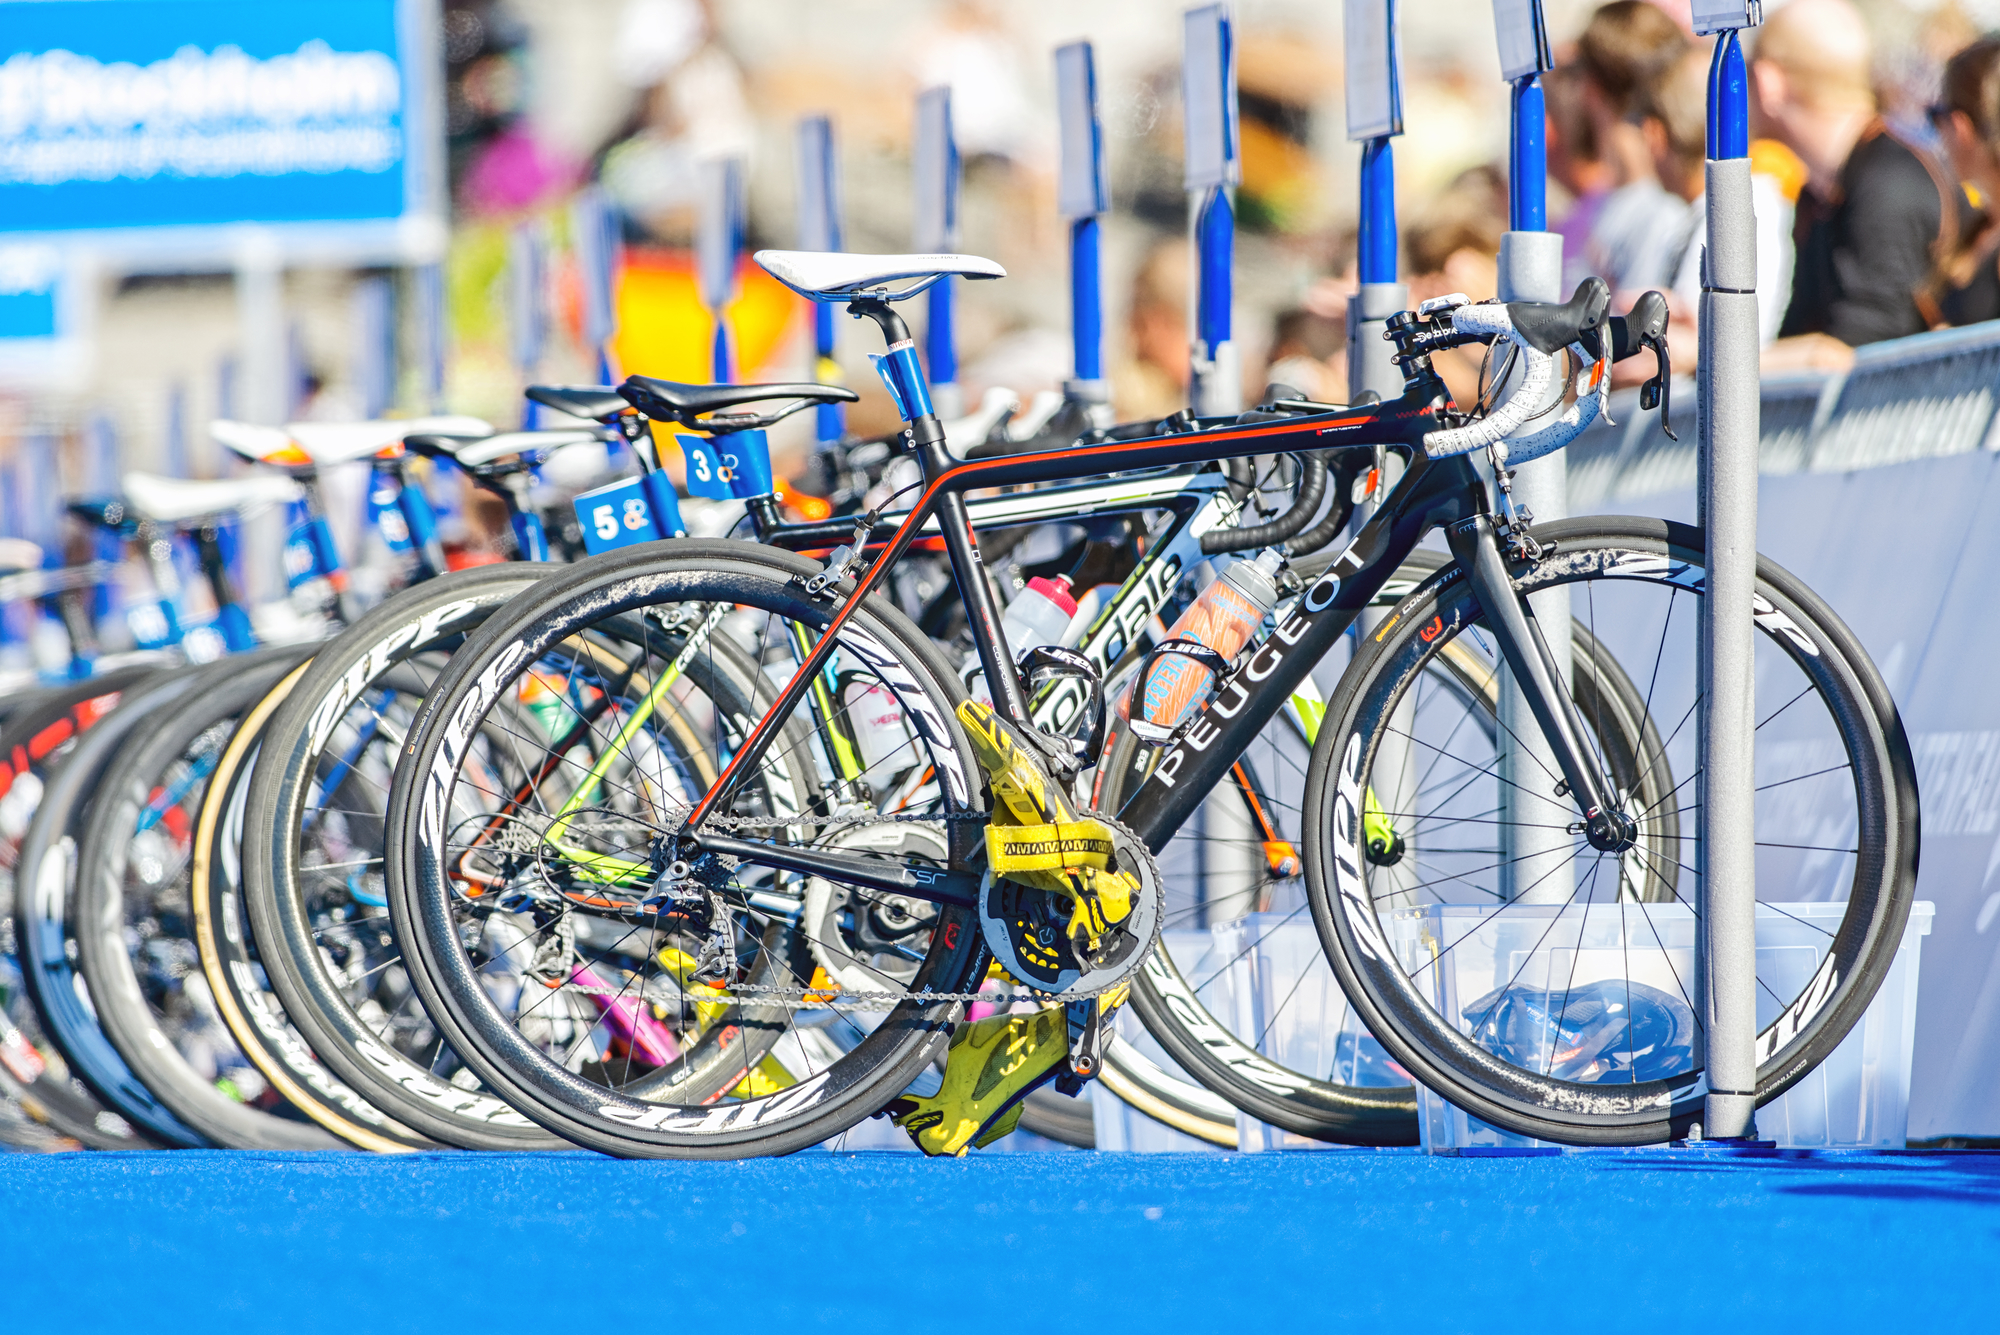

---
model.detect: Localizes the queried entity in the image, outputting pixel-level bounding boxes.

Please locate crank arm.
[1446,513,1628,845]
[687,832,980,909]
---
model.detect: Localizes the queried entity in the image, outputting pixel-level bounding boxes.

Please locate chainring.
[801,820,949,995]
[978,814,1161,1004]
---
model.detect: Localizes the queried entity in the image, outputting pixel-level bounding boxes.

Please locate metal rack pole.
[1697,18,1762,1142]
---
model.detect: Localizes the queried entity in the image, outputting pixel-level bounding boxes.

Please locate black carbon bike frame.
[683,298,1634,902]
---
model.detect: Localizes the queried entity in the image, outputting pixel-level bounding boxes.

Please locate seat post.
[846,297,953,483]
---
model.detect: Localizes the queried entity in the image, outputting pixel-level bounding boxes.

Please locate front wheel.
[1303,517,1919,1145]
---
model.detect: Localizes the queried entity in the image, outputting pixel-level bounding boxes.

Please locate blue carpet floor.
[2,1148,1996,1330]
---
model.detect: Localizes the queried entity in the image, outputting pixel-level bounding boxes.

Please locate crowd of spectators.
[1254,0,2000,403]
[1552,0,1991,373]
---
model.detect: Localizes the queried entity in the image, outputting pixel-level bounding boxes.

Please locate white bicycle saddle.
[121,471,303,525]
[755,250,1005,302]
[210,416,494,467]
[418,428,602,469]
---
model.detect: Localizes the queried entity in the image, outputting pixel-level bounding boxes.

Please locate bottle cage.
[1124,637,1233,748]
[1021,644,1105,765]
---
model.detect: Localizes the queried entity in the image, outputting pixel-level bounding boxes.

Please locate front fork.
[1443,513,1636,853]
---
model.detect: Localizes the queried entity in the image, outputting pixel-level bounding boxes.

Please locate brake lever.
[1606,291,1675,440]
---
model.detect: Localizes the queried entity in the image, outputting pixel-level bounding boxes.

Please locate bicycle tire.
[383,540,987,1158]
[239,566,563,1150]
[13,663,209,1147]
[192,659,437,1150]
[1095,540,1678,1145]
[0,664,168,1150]
[74,650,343,1150]
[1303,516,1919,1144]
[1085,550,1442,1147]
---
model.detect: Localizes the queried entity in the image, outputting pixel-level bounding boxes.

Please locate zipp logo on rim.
[308,597,493,755]
[598,1069,837,1132]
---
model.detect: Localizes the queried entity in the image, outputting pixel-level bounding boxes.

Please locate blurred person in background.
[1757,0,1960,363]
[1619,44,1795,380]
[1261,308,1346,403]
[1404,182,1507,406]
[1112,238,1192,421]
[1575,1,1693,293]
[597,0,752,243]
[1547,64,1618,292]
[1918,38,2000,328]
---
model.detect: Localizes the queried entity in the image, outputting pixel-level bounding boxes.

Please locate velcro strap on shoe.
[986,819,1113,874]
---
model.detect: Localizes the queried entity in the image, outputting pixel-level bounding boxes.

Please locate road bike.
[371,249,1917,1156]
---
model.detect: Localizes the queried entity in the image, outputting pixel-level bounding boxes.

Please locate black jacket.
[1781,120,1956,347]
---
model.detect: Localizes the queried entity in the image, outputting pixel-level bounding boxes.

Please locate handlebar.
[1412,280,1671,464]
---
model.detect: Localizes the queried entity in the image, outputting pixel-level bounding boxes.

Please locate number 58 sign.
[571,472,687,554]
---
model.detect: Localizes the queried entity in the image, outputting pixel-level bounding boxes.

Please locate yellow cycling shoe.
[883,1007,1069,1156]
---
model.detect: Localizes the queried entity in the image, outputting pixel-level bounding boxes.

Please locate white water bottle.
[963,575,1079,702]
[843,673,909,785]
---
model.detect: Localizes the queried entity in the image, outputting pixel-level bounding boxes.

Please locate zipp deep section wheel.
[385,542,986,1158]
[1092,552,1587,1147]
[1303,517,1918,1145]
[240,567,562,1150]
[193,661,435,1151]
[75,651,342,1150]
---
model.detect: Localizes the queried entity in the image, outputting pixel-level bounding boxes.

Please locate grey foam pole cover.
[1496,229,1572,903]
[1497,231,1566,522]
[1347,282,1408,403]
[234,235,288,605]
[1700,151,1761,1138]
[1705,158,1757,291]
[1349,280,1418,912]
[1193,342,1241,416]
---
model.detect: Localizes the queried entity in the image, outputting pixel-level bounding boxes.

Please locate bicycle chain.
[541,808,1152,1009]
[532,803,1160,1011]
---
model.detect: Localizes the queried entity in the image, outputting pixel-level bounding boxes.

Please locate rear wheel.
[74,651,342,1150]
[384,542,988,1157]
[0,666,171,1150]
[238,568,563,1150]
[1097,555,1675,1144]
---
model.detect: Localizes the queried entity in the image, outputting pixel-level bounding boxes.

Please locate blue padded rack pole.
[914,88,961,418]
[1356,137,1396,288]
[1697,11,1762,1145]
[1056,40,1112,427]
[572,185,621,387]
[797,116,846,445]
[1183,4,1240,416]
[1490,0,1571,907]
[698,156,746,384]
[1344,0,1405,404]
[1510,75,1547,231]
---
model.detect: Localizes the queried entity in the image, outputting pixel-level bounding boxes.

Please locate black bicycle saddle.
[527,385,631,422]
[618,376,857,428]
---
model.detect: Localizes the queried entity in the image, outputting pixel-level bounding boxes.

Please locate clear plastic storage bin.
[1386,900,1933,1151]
